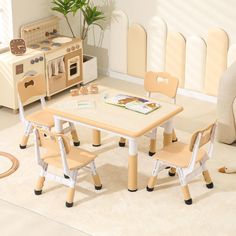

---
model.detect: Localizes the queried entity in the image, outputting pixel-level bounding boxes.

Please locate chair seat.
[154,142,206,168]
[26,110,55,128]
[42,147,97,170]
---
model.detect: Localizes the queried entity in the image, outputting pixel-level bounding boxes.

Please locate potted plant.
[51,0,106,83]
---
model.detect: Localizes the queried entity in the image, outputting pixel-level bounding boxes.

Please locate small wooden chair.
[17,74,79,149]
[146,123,216,205]
[144,71,179,149]
[119,71,179,160]
[33,127,102,207]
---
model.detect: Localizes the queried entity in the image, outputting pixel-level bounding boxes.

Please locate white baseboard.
[109,70,144,85]
[109,70,217,103]
[177,88,217,103]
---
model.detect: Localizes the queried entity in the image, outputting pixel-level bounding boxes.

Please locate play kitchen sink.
[52,37,72,44]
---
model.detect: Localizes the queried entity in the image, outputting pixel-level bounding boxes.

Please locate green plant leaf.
[51,0,76,37]
[82,5,105,26]
[71,0,88,15]
[51,0,74,16]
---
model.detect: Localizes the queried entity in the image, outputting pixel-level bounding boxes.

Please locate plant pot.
[83,54,98,84]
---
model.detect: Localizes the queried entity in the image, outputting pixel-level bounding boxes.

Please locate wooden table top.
[46,86,183,138]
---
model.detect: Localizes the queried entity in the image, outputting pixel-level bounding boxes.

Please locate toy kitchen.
[0,16,83,112]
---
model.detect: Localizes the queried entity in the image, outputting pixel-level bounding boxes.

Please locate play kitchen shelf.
[21,16,83,99]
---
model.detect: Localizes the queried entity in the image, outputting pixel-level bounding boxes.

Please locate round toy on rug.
[0,152,19,178]
[218,166,236,174]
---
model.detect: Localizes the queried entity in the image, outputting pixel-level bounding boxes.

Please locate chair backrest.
[189,123,216,152]
[17,74,46,104]
[144,71,179,99]
[185,122,216,172]
[35,128,71,154]
[34,127,71,174]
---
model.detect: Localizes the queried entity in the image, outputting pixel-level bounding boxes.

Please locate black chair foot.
[146,186,154,192]
[128,188,138,192]
[168,171,176,177]
[119,142,126,147]
[149,151,156,156]
[34,190,42,195]
[92,144,101,147]
[64,174,70,179]
[19,144,26,149]
[65,202,73,208]
[95,185,102,190]
[73,141,80,146]
[206,182,214,189]
[184,198,192,205]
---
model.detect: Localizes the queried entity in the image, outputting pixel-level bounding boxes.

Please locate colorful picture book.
[105,94,161,114]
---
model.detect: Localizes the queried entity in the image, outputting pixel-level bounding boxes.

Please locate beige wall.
[11,0,52,37]
[84,0,236,73]
[9,0,236,74]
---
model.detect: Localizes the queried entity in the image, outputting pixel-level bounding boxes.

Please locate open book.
[105,94,161,114]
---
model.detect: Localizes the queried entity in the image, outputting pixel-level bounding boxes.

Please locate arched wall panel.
[127,24,147,79]
[184,36,206,92]
[165,32,186,87]
[110,10,129,73]
[147,17,167,72]
[205,28,228,96]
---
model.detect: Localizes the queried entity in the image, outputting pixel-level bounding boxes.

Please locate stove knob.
[31,59,35,64]
[39,56,44,61]
[35,58,39,63]
[76,44,80,49]
[71,46,75,51]
[66,48,71,52]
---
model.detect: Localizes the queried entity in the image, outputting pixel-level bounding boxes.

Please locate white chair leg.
[90,162,102,190]
[20,122,33,149]
[177,168,192,205]
[200,161,214,189]
[34,176,45,195]
[66,188,75,208]
[66,170,78,208]
[202,170,214,189]
[147,160,161,191]
[34,163,48,195]
[181,185,192,205]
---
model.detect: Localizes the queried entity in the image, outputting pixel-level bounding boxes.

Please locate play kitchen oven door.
[65,48,83,87]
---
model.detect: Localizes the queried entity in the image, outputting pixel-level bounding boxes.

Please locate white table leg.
[128,138,138,192]
[54,116,63,133]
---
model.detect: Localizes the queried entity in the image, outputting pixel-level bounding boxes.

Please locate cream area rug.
[0,122,236,236]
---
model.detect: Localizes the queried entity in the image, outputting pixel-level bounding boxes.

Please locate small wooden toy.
[79,86,89,95]
[88,83,99,94]
[70,84,99,96]
[70,88,79,96]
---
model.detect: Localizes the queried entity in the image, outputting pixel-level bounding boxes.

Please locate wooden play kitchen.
[0,16,84,113]
[46,86,183,191]
[21,16,83,99]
